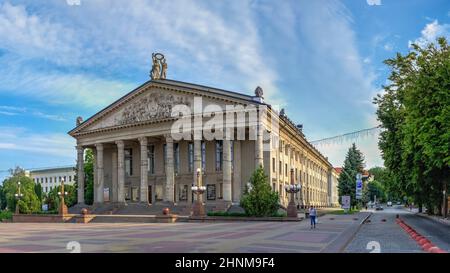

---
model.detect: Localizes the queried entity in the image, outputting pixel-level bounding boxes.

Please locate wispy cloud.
[0,126,75,158]
[0,105,66,121]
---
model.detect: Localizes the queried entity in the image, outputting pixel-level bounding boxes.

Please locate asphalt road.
[401,211,450,252]
[345,206,424,253]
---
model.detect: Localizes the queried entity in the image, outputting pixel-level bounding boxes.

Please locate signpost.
[356,173,363,200]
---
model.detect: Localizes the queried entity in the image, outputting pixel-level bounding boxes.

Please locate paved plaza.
[0,213,368,253]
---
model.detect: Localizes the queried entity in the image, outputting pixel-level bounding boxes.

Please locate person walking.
[309,206,317,229]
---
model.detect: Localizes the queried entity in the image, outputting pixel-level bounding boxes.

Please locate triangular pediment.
[69,80,259,136]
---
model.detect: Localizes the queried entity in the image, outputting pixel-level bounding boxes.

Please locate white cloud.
[383,43,394,51]
[0,126,75,158]
[367,0,382,6]
[409,20,450,48]
[0,1,280,103]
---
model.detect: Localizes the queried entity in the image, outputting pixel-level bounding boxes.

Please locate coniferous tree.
[338,143,365,207]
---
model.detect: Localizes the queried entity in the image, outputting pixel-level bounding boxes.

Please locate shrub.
[240,166,280,217]
[0,210,12,221]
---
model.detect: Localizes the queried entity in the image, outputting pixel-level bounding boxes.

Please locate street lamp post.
[14,181,24,214]
[191,168,206,217]
[285,168,301,217]
[58,178,68,215]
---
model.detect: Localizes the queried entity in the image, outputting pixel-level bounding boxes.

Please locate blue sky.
[0,0,449,181]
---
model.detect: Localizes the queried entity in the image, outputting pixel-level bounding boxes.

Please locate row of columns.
[76,135,255,205]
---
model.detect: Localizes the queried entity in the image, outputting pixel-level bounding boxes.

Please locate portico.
[69,53,334,212]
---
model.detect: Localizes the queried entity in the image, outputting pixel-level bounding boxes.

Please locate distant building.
[331,167,340,207]
[28,166,76,194]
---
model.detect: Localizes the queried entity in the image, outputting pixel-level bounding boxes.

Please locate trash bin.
[305,212,310,218]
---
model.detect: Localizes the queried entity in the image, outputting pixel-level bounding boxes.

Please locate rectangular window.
[64,176,66,182]
[174,143,180,174]
[201,141,206,171]
[69,176,72,182]
[215,140,223,172]
[285,164,288,177]
[188,142,194,173]
[125,148,133,176]
[148,145,155,174]
[272,158,276,172]
[45,177,48,183]
[207,184,216,200]
[218,183,223,199]
[163,144,167,169]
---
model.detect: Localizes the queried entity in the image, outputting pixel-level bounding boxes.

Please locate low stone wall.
[12,214,75,223]
[189,216,303,222]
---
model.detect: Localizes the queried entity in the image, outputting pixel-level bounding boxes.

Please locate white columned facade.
[165,135,175,203]
[95,143,104,204]
[222,139,232,202]
[139,137,148,203]
[76,145,85,204]
[116,140,125,203]
[111,151,118,202]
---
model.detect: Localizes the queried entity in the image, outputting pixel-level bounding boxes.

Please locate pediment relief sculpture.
[115,92,192,126]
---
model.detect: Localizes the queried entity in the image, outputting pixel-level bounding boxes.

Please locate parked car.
[396,201,401,205]
[387,201,392,207]
[375,204,384,210]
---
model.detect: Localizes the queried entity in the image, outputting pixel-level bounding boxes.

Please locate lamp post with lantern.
[58,178,69,215]
[285,168,301,217]
[191,168,206,217]
[14,181,24,214]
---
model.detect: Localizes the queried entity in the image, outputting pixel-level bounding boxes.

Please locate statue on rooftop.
[150,53,167,80]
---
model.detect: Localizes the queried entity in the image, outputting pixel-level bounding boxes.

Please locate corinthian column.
[116,140,125,203]
[255,123,264,168]
[223,139,232,202]
[164,135,175,203]
[139,137,148,203]
[76,145,85,204]
[95,143,104,204]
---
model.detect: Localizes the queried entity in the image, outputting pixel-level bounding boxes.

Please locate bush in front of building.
[0,210,12,221]
[240,166,280,217]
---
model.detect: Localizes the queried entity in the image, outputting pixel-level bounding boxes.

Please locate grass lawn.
[327,209,360,215]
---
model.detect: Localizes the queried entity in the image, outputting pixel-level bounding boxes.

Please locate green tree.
[0,184,7,210]
[34,183,43,204]
[46,184,77,210]
[338,143,365,207]
[374,37,450,215]
[2,167,41,213]
[240,166,279,217]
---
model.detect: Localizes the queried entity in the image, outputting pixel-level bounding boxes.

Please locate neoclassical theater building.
[69,54,336,211]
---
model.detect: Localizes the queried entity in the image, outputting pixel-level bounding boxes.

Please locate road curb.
[330,212,372,253]
[396,217,447,253]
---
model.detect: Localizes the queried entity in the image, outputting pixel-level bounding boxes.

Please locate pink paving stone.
[0,244,58,252]
[121,231,181,238]
[187,231,232,239]
[216,231,258,239]
[270,231,334,243]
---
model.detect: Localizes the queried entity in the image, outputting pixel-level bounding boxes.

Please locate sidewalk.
[416,213,450,226]
[399,206,450,226]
